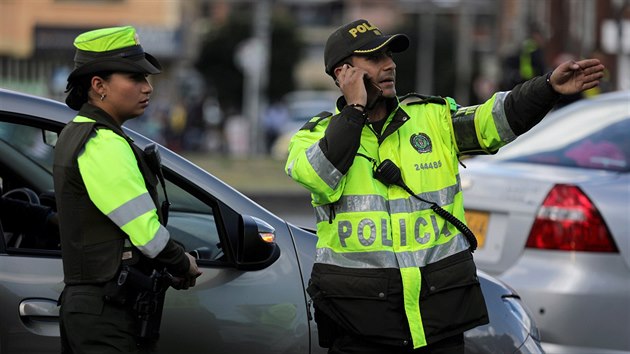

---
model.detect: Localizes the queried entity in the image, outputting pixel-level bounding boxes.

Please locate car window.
[156,178,224,262]
[0,121,54,175]
[495,102,630,172]
[0,121,58,252]
[0,120,223,263]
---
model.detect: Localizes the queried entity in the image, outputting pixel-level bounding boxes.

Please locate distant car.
[271,90,338,159]
[460,90,630,354]
[0,88,543,353]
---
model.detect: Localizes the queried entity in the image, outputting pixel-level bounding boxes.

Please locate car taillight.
[526,184,618,252]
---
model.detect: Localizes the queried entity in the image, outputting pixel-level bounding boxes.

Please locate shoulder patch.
[400,93,459,112]
[445,97,459,112]
[299,111,333,131]
[400,92,447,106]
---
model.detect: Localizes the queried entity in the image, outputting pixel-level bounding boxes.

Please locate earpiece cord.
[373,159,478,251]
[402,182,478,252]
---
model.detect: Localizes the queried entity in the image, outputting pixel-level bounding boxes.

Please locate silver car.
[461,90,630,354]
[270,90,338,160]
[0,88,542,353]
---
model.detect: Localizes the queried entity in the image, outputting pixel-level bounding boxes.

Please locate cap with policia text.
[67,26,161,82]
[324,19,409,75]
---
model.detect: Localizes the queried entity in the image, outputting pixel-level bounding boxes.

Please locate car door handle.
[19,299,60,337]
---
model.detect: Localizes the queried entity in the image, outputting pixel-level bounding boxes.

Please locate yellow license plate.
[464,210,489,249]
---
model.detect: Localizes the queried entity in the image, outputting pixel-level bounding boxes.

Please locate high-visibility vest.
[520,38,539,80]
[286,92,515,347]
[53,104,168,284]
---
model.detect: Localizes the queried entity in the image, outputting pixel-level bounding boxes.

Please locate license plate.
[464,210,489,249]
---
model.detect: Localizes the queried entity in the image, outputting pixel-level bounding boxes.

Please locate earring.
[100,94,106,101]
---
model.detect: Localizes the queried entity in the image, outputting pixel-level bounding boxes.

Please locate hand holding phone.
[336,63,382,110]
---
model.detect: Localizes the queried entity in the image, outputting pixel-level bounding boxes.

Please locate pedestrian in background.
[285,19,604,353]
[263,98,290,153]
[501,22,548,90]
[54,26,201,353]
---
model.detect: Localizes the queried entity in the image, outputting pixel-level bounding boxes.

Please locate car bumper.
[498,250,630,352]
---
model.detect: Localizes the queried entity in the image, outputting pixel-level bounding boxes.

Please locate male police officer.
[54,26,201,353]
[286,19,604,353]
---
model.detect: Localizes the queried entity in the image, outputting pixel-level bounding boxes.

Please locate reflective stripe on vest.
[107,192,155,227]
[129,224,169,259]
[452,91,515,154]
[306,143,343,190]
[314,175,461,223]
[107,192,169,258]
[315,233,470,268]
[286,95,512,348]
[77,121,167,259]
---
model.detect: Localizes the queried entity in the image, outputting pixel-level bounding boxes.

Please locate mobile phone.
[363,74,383,109]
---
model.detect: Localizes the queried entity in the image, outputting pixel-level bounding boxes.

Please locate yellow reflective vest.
[286,92,514,347]
[54,104,188,284]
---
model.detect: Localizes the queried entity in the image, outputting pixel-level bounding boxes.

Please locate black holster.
[103,266,171,342]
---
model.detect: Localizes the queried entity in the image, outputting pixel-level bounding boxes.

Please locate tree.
[195,5,302,114]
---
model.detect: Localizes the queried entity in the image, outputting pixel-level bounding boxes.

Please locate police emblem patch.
[410,133,432,153]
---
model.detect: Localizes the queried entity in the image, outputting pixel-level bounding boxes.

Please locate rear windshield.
[494,99,630,172]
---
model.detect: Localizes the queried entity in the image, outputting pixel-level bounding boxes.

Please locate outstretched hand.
[549,59,605,95]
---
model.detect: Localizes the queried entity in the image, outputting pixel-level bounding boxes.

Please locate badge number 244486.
[464,209,489,249]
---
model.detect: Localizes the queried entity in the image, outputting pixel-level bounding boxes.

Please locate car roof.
[492,90,630,161]
[0,88,75,124]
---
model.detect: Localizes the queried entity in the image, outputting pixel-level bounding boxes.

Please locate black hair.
[65,71,113,110]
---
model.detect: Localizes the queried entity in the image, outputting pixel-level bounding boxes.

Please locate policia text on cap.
[285,19,605,354]
[53,26,202,353]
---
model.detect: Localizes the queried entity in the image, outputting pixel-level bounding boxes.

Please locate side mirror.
[236,215,280,270]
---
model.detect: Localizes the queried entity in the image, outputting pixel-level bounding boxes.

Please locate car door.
[0,120,63,354]
[150,161,312,354]
[0,110,313,353]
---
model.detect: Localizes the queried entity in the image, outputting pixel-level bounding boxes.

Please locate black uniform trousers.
[59,284,153,354]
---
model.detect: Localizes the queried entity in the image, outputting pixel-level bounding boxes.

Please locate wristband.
[347,103,365,111]
[343,104,368,123]
[545,71,555,92]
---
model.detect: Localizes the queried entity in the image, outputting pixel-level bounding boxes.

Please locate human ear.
[91,76,106,97]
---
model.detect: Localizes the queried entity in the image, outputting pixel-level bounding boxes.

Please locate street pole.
[250,0,271,156]
[455,1,472,105]
[416,2,435,95]
[236,0,271,156]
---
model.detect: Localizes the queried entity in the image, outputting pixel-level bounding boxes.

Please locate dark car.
[0,88,542,353]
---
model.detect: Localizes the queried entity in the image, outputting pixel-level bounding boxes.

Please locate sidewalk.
[183,154,305,195]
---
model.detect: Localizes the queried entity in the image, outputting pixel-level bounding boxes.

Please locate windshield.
[493,100,630,172]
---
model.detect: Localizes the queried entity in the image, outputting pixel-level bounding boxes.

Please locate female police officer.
[54,26,201,353]
[286,19,604,354]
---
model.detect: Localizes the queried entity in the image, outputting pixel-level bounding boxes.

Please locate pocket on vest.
[419,250,489,342]
[309,265,407,342]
